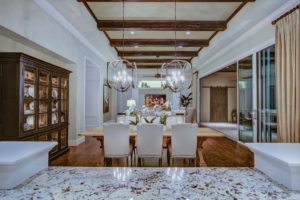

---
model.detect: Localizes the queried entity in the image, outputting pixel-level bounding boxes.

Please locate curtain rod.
[272,4,300,25]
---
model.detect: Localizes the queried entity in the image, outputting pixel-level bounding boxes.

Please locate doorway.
[85,59,101,129]
[200,63,238,141]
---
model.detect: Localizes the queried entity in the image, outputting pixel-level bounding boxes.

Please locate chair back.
[103,123,129,157]
[171,123,197,157]
[137,124,163,157]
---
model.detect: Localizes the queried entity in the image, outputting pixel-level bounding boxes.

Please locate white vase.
[163,125,167,132]
[130,125,137,132]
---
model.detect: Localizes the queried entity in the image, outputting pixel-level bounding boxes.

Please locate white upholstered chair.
[103,123,133,166]
[168,123,198,166]
[136,124,163,166]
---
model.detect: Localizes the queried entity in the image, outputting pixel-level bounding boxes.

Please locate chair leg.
[104,158,106,167]
[167,151,170,166]
[126,157,129,167]
[196,150,200,167]
[159,157,162,167]
[130,152,133,167]
[138,157,141,167]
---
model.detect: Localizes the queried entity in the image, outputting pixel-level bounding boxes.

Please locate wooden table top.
[80,127,225,138]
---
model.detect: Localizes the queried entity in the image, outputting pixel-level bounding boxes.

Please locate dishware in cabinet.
[23,114,35,131]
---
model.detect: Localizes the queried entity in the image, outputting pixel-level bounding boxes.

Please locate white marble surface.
[0,167,299,200]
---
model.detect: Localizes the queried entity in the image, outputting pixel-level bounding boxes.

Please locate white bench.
[246,143,300,191]
[0,141,57,189]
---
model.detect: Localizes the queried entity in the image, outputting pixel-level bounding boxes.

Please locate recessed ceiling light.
[186,31,191,35]
[134,45,139,48]
[130,31,135,35]
[178,46,183,49]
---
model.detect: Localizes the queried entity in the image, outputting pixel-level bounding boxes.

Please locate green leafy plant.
[159,115,168,125]
[129,110,139,125]
[180,92,193,107]
[144,117,156,123]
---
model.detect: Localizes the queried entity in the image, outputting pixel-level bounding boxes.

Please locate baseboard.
[68,136,85,146]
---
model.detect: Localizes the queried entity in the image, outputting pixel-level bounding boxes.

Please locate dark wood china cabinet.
[0,53,71,160]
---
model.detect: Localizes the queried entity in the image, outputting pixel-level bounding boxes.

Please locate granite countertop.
[0,167,299,200]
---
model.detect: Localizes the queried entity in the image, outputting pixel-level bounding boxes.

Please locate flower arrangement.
[143,117,156,123]
[129,109,139,126]
[159,114,168,125]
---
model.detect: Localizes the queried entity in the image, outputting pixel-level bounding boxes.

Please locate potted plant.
[143,117,156,123]
[180,92,192,108]
[231,109,237,123]
[129,110,139,131]
[159,113,168,131]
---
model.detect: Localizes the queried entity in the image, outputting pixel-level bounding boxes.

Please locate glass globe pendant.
[107,59,137,92]
[161,60,192,92]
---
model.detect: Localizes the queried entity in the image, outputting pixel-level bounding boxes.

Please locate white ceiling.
[117,47,199,51]
[88,2,240,21]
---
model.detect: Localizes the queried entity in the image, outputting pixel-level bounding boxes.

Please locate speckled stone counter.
[0,167,299,200]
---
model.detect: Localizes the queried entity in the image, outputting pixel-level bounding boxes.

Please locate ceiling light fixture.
[186,31,191,35]
[106,0,137,93]
[130,31,135,35]
[161,0,192,93]
[134,45,139,48]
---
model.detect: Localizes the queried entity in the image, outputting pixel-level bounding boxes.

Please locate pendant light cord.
[174,0,177,58]
[122,0,125,58]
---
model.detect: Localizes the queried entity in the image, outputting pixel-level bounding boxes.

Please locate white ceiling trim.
[34,0,117,62]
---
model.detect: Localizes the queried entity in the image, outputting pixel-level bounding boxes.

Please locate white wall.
[200,72,237,122]
[0,0,118,145]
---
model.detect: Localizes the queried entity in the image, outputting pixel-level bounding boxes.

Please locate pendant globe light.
[106,0,137,92]
[161,0,192,93]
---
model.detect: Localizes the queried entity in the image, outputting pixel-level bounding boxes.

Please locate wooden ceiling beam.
[78,0,255,2]
[111,39,209,47]
[137,64,164,68]
[119,51,198,57]
[127,58,189,63]
[98,20,226,31]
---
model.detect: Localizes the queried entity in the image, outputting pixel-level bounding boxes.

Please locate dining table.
[79,127,225,149]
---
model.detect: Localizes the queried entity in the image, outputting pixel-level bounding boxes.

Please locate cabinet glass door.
[238,55,254,142]
[23,68,36,131]
[257,45,277,142]
[51,75,60,124]
[38,71,49,128]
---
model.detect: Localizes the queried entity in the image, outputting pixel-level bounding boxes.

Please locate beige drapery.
[275,8,300,142]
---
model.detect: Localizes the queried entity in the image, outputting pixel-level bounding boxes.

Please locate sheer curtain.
[275,8,300,142]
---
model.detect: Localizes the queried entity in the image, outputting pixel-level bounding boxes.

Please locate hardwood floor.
[50,136,253,167]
